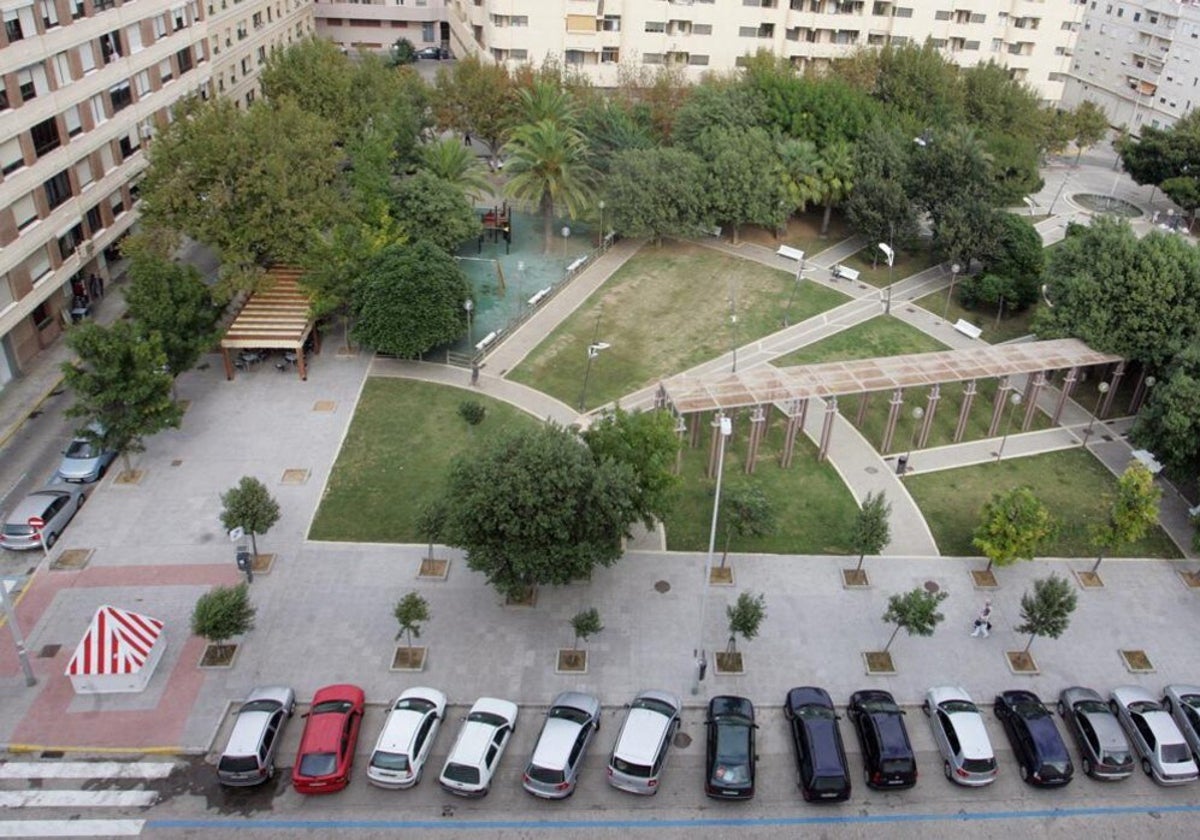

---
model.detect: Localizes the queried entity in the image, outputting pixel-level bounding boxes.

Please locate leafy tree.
[418,138,492,199]
[983,131,1044,206]
[1161,174,1200,230]
[433,56,516,157]
[61,322,182,475]
[389,37,416,66]
[933,198,1003,271]
[417,499,448,562]
[844,126,920,250]
[872,42,966,131]
[1041,108,1076,158]
[881,587,948,652]
[503,119,598,251]
[983,212,1044,309]
[693,126,787,244]
[570,608,603,650]
[124,256,219,381]
[581,406,681,528]
[1089,463,1161,573]
[851,491,892,572]
[961,61,1044,143]
[719,484,776,568]
[1015,574,1077,652]
[514,79,580,127]
[191,584,256,655]
[605,147,709,243]
[1071,100,1110,165]
[458,400,486,427]
[972,486,1055,573]
[672,81,766,152]
[219,476,281,558]
[390,170,481,253]
[726,592,767,654]
[1132,340,1200,472]
[438,424,640,599]
[909,124,994,231]
[393,592,429,648]
[351,240,471,357]
[778,138,823,218]
[576,96,654,174]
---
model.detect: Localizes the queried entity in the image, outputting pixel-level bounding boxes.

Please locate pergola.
[219,267,318,380]
[655,338,1126,476]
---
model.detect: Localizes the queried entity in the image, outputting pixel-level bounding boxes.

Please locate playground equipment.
[478,203,513,254]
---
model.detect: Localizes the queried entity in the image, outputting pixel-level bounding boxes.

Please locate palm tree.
[778,138,823,218]
[815,141,855,236]
[418,138,492,201]
[514,80,580,127]
[503,120,597,251]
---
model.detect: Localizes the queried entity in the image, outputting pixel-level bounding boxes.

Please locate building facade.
[0,0,313,389]
[1062,0,1200,133]
[312,0,444,54]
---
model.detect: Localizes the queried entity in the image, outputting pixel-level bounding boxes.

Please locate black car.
[704,695,756,799]
[785,687,851,802]
[848,690,918,790]
[415,45,449,60]
[994,690,1074,787]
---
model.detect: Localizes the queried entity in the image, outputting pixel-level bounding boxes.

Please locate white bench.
[831,264,860,282]
[776,245,805,263]
[1130,449,1164,475]
[566,256,588,274]
[707,226,723,238]
[953,319,983,340]
[527,287,551,307]
[475,331,498,352]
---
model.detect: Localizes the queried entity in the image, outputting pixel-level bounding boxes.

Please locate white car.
[366,687,447,789]
[921,686,997,786]
[1110,685,1199,785]
[438,697,519,797]
[1162,684,1200,764]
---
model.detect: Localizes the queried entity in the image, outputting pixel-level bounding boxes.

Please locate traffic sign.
[27,517,44,530]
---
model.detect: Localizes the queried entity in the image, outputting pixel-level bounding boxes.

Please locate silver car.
[1110,685,1199,785]
[1162,685,1200,764]
[606,690,681,795]
[217,686,296,786]
[922,686,997,787]
[523,691,601,799]
[56,426,117,483]
[1057,686,1134,780]
[0,485,86,551]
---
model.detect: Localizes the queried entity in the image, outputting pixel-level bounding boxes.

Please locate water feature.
[1071,194,1142,218]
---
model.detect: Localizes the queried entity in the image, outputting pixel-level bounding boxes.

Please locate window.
[75,159,94,190]
[0,87,8,111]
[79,41,98,74]
[86,205,104,235]
[127,24,144,53]
[13,193,38,229]
[601,46,619,63]
[172,5,186,30]
[643,53,663,64]
[694,24,713,35]
[53,52,73,85]
[31,117,62,158]
[645,21,665,33]
[39,0,59,29]
[44,170,73,210]
[100,30,125,65]
[28,250,53,286]
[160,58,174,83]
[689,54,709,65]
[4,7,31,42]
[600,14,619,32]
[135,70,151,96]
[118,129,140,159]
[109,81,132,112]
[64,105,82,137]
[58,224,85,260]
[18,64,50,102]
[98,143,114,174]
[240,56,250,74]
[71,0,85,19]
[90,93,108,125]
[154,15,167,38]
[0,273,13,312]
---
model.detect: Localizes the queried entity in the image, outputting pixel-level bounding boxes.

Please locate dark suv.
[785,686,851,802]
[848,690,917,790]
[994,690,1074,787]
[704,695,756,800]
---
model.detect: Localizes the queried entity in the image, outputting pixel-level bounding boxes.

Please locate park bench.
[953,319,983,340]
[706,226,723,238]
[475,331,498,352]
[566,256,588,274]
[1130,449,1164,475]
[831,264,860,283]
[528,287,552,307]
[776,245,805,263]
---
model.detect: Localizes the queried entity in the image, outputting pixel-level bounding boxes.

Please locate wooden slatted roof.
[661,338,1122,414]
[220,267,313,350]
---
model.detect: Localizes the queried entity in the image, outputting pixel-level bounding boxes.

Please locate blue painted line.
[148,802,1200,831]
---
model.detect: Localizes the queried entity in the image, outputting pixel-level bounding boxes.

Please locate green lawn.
[509,240,849,410]
[840,243,942,289]
[773,316,949,367]
[905,449,1181,558]
[912,289,1039,345]
[308,378,539,542]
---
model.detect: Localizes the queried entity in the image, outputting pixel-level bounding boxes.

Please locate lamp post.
[879,241,895,315]
[693,414,732,696]
[783,256,806,327]
[996,392,1023,463]
[578,341,610,411]
[464,299,474,350]
[900,406,924,477]
[1081,381,1110,447]
[597,201,605,249]
[729,280,739,373]
[1,578,36,686]
[943,263,961,322]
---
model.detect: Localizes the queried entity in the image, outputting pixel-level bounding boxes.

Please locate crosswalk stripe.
[0,762,176,780]
[0,790,157,808]
[0,819,145,837]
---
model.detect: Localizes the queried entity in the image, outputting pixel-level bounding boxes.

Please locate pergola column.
[780,398,808,469]
[221,348,236,381]
[1101,360,1125,417]
[881,389,904,453]
[1129,368,1158,413]
[856,392,871,427]
[744,405,767,474]
[673,415,687,474]
[988,377,1012,437]
[818,397,838,462]
[689,413,702,448]
[1052,366,1078,424]
[918,385,940,448]
[1020,372,1045,430]
[707,412,727,479]
[954,380,977,442]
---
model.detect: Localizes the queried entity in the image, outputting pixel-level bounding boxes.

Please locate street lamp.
[900,406,924,477]
[578,341,610,411]
[879,241,895,315]
[729,280,739,373]
[1,578,36,686]
[693,414,733,696]
[464,299,474,349]
[597,201,606,249]
[943,263,961,322]
[782,255,806,327]
[996,392,1023,463]
[1081,381,1110,447]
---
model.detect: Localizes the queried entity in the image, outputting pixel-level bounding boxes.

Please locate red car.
[291,684,365,794]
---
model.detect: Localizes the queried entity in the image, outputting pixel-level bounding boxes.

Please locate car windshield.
[632,697,676,717]
[860,698,900,714]
[467,711,508,727]
[548,706,591,725]
[298,752,337,777]
[526,765,565,784]
[1128,700,1162,714]
[881,759,912,775]
[941,700,978,715]
[65,440,99,458]
[240,700,279,714]
[1181,695,1200,711]
[395,698,434,713]
[442,763,480,784]
[218,755,258,773]
[1162,743,1192,764]
[370,751,410,772]
[1014,700,1049,719]
[1076,700,1109,715]
[312,700,353,715]
[796,705,835,720]
[2,524,33,537]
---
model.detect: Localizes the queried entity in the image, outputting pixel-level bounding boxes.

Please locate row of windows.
[2,0,200,47]
[14,186,131,298]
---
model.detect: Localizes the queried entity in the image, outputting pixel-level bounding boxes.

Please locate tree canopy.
[124,256,219,379]
[219,476,281,558]
[605,147,709,243]
[581,406,680,528]
[390,170,481,253]
[1015,574,1077,651]
[972,486,1055,573]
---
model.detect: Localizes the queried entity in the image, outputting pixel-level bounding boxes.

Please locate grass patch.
[912,290,1039,345]
[509,240,849,410]
[774,316,949,367]
[663,411,859,555]
[840,243,941,289]
[905,449,1181,558]
[308,378,539,542]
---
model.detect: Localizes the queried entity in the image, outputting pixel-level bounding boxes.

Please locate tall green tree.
[1132,339,1200,472]
[1089,463,1161,573]
[851,491,892,572]
[871,42,966,131]
[503,119,598,251]
[219,476,281,558]
[514,79,580,127]
[124,256,218,381]
[390,170,482,253]
[719,484,776,567]
[726,592,767,654]
[778,138,824,218]
[351,240,471,357]
[1071,100,1111,165]
[1015,574,1077,652]
[844,125,919,250]
[61,321,182,475]
[433,56,516,156]
[972,486,1055,573]
[191,584,256,656]
[881,587,948,652]
[605,147,709,244]
[693,126,787,244]
[909,124,994,231]
[815,141,855,237]
[570,608,603,651]
[581,406,681,528]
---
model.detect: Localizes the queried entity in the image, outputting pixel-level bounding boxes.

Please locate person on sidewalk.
[970,600,993,637]
[470,362,480,387]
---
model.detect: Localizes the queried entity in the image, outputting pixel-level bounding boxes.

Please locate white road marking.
[0,790,157,808]
[0,762,176,780]
[0,820,145,837]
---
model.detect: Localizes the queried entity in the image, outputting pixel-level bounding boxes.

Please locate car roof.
[7,490,72,521]
[1024,713,1070,759]
[1142,709,1187,745]
[804,718,846,774]
[947,707,992,760]
[1112,685,1157,706]
[451,719,500,766]
[376,696,440,754]
[787,686,833,711]
[226,688,291,755]
[529,717,583,770]
[928,685,972,706]
[615,704,674,765]
[870,707,912,758]
[549,691,600,718]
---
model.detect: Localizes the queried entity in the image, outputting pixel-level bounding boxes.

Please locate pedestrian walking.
[970,600,993,638]
[470,362,480,387]
[464,132,471,147]
[95,273,104,298]
[87,274,101,300]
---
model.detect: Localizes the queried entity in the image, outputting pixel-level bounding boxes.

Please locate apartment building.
[0,0,313,389]
[1062,0,1200,133]
[313,0,445,54]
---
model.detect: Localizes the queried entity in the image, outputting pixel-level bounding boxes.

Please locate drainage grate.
[40,751,64,759]
[654,580,671,594]
[37,644,61,658]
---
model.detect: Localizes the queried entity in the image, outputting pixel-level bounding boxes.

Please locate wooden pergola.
[219,267,318,380]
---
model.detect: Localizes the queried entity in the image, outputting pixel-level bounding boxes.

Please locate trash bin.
[895,455,908,475]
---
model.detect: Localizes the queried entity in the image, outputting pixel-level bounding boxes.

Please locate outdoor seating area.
[219,268,318,381]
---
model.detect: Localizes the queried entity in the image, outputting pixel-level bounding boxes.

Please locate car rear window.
[1103,750,1132,766]
[631,697,675,717]
[298,752,337,777]
[1162,743,1192,764]
[612,757,652,777]
[218,755,258,773]
[811,774,846,791]
[312,701,353,715]
[442,763,480,784]
[881,758,913,775]
[65,440,99,458]
[2,524,33,537]
[370,751,409,772]
[963,757,995,773]
[526,765,565,784]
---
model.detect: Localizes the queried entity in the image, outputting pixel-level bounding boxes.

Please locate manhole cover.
[924,580,940,594]
[37,644,61,658]
[673,732,692,749]
[865,466,878,474]
[281,468,310,485]
[654,580,671,593]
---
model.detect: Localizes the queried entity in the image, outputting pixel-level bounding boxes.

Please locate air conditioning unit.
[140,124,154,139]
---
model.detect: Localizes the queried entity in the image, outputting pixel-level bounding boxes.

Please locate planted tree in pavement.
[719,484,776,568]
[192,584,256,656]
[851,491,892,572]
[881,587,948,653]
[1090,462,1161,573]
[726,592,767,654]
[1016,574,1077,652]
[219,477,281,558]
[393,592,430,649]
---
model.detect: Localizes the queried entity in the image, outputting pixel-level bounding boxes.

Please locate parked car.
[415,45,448,60]
[704,695,757,800]
[439,697,519,797]
[1162,684,1200,763]
[994,690,1074,787]
[1057,686,1134,780]
[1110,685,1199,785]
[522,691,601,799]
[216,685,296,786]
[606,690,682,795]
[56,425,116,483]
[847,689,917,790]
[291,684,365,794]
[784,686,851,802]
[0,485,86,551]
[922,686,997,787]
[367,687,447,789]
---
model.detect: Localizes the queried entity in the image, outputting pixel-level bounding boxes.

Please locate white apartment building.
[0,0,313,389]
[1062,0,1200,133]
[313,0,444,54]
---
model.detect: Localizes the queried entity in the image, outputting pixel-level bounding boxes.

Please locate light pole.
[900,406,924,477]
[943,263,961,322]
[782,256,806,327]
[996,392,1023,463]
[729,280,739,373]
[879,241,895,315]
[693,414,732,696]
[464,299,474,349]
[597,201,605,249]
[1,578,36,686]
[578,341,610,411]
[1081,380,1110,447]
